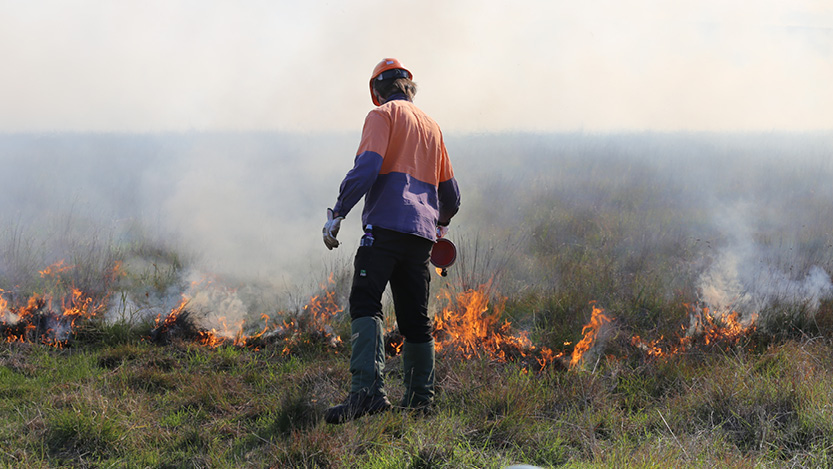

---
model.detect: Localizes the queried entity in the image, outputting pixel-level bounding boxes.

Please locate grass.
[4,334,833,467]
[2,131,833,467]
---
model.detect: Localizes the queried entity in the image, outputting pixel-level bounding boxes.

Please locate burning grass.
[0,261,346,354]
[630,302,758,360]
[149,281,344,354]
[2,267,833,467]
[0,243,827,468]
[0,289,106,347]
[2,260,766,375]
[2,259,580,373]
[391,280,568,373]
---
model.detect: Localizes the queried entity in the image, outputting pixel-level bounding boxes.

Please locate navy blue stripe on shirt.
[437,177,460,226]
[332,150,383,218]
[361,172,440,240]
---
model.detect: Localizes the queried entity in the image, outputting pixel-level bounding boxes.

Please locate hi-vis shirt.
[332,95,460,241]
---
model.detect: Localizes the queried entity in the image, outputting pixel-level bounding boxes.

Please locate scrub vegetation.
[2,132,833,467]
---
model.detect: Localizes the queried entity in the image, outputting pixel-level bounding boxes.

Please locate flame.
[154,294,189,330]
[150,275,344,350]
[0,292,8,317]
[3,258,762,367]
[1,283,105,347]
[1,294,41,343]
[38,260,73,278]
[303,290,343,334]
[387,336,404,356]
[432,281,557,369]
[434,282,513,358]
[63,288,99,319]
[536,346,564,370]
[569,303,612,367]
[198,315,254,348]
[631,303,757,359]
[106,261,126,284]
[687,304,756,346]
[631,335,668,358]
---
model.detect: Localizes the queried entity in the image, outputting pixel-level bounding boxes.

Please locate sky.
[0,0,831,133]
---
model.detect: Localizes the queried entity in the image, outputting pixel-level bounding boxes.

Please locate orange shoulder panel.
[356,110,391,157]
[364,101,448,186]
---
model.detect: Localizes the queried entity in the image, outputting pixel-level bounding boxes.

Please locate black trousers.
[349,227,434,343]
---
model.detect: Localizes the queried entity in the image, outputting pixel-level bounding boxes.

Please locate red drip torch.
[430,238,457,277]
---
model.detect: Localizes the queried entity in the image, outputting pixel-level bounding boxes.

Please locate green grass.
[4,333,833,467]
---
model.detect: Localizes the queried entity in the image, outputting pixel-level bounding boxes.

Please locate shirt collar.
[387,92,410,102]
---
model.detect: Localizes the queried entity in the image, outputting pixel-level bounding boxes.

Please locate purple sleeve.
[437,177,460,226]
[332,150,384,218]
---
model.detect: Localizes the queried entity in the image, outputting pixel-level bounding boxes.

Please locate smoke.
[449,132,833,315]
[0,1,830,133]
[176,270,249,338]
[698,202,833,322]
[0,133,359,306]
[3,131,833,334]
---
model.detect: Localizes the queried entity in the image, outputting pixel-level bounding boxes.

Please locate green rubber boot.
[401,339,435,410]
[349,316,386,396]
[325,317,390,424]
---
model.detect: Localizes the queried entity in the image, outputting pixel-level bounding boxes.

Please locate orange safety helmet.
[369,58,413,106]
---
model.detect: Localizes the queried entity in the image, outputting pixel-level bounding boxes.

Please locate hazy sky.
[1,0,831,133]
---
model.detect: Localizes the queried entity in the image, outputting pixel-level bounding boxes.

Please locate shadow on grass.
[45,408,120,460]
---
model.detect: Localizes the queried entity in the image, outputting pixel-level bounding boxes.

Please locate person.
[322,58,460,424]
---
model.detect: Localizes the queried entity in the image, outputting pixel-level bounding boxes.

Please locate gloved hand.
[436,225,449,239]
[323,208,344,250]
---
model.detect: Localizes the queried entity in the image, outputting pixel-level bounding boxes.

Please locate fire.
[38,260,74,278]
[107,261,126,283]
[198,313,270,348]
[1,284,105,347]
[388,337,403,355]
[536,346,564,370]
[154,294,189,330]
[433,282,527,359]
[432,281,558,370]
[631,303,757,359]
[686,303,756,346]
[63,288,100,319]
[435,284,497,356]
[569,302,612,367]
[0,292,8,316]
[631,335,666,358]
[1,294,42,343]
[148,277,568,367]
[3,259,761,369]
[302,289,343,341]
[150,275,344,351]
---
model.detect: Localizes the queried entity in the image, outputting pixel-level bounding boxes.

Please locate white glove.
[436,225,449,239]
[323,208,344,250]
